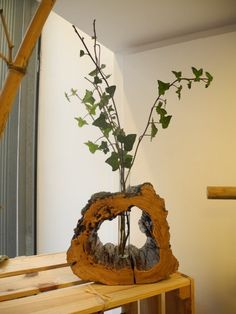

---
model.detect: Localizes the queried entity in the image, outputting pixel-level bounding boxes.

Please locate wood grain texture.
[67,183,178,285]
[0,252,67,278]
[0,266,82,301]
[140,295,162,314]
[166,276,194,314]
[0,273,191,314]
[207,186,236,199]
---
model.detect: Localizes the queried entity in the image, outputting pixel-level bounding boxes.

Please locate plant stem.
[118,179,130,257]
[124,76,208,185]
[72,23,121,130]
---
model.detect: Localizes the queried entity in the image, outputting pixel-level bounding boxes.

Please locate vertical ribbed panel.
[0,0,38,257]
[0,0,17,258]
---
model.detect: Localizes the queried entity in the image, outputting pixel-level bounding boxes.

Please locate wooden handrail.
[207,186,236,199]
[0,0,57,137]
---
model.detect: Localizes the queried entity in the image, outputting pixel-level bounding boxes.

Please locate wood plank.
[166,276,194,314]
[0,252,68,278]
[207,186,236,199]
[0,266,85,302]
[0,273,191,314]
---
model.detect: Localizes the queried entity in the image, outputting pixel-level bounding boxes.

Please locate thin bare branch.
[0,9,14,64]
[72,23,121,129]
[0,0,57,137]
[0,51,8,64]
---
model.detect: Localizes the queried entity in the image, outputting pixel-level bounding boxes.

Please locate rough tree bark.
[67,183,179,285]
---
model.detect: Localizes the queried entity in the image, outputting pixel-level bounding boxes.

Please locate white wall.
[119,31,236,314]
[37,12,119,254]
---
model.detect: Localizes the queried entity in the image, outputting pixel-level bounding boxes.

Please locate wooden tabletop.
[0,252,193,314]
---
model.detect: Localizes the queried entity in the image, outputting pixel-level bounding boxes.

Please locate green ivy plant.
[65,21,213,255]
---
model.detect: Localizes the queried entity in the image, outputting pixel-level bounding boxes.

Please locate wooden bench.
[0,252,194,313]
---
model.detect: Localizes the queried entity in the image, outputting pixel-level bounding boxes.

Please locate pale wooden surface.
[207,186,236,199]
[0,273,191,313]
[0,266,81,301]
[0,252,67,278]
[0,252,194,314]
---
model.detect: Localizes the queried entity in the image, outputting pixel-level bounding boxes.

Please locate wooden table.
[0,252,194,313]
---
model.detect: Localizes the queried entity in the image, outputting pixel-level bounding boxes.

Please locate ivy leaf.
[158,80,170,96]
[65,92,70,102]
[123,134,136,151]
[94,76,102,84]
[116,131,136,152]
[75,117,88,127]
[105,85,116,98]
[205,71,213,88]
[85,141,99,153]
[103,126,112,137]
[108,105,114,112]
[172,71,182,82]
[89,64,105,76]
[89,68,99,77]
[99,141,109,154]
[176,85,183,100]
[83,90,95,105]
[192,67,203,81]
[92,113,110,130]
[80,50,85,57]
[105,152,119,171]
[99,93,110,108]
[124,153,133,169]
[160,115,172,129]
[151,119,158,141]
[85,104,97,115]
[71,88,78,96]
[116,128,126,143]
[156,102,167,116]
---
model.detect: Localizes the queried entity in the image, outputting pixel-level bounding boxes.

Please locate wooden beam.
[207,186,236,200]
[0,0,57,137]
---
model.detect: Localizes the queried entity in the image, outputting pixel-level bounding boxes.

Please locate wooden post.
[121,302,139,314]
[207,186,236,199]
[165,276,195,314]
[0,0,57,137]
[140,295,162,314]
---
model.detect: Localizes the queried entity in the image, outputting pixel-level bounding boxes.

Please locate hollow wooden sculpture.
[67,183,178,285]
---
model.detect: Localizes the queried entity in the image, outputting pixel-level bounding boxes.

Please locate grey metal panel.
[0,0,38,257]
[17,0,39,256]
[0,0,18,258]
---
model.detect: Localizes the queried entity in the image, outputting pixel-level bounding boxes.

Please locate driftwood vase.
[67,182,178,285]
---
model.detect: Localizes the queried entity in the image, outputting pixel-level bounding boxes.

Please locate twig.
[0,51,8,64]
[73,22,126,180]
[124,77,209,184]
[72,23,121,129]
[0,9,14,64]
